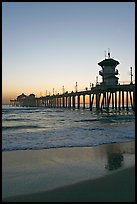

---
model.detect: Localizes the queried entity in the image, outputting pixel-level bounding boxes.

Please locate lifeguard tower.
[98,49,119,86]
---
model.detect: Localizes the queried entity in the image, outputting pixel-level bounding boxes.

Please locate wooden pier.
[10,52,135,112]
[35,83,135,112]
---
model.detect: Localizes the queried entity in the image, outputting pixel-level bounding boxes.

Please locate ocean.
[2,105,135,152]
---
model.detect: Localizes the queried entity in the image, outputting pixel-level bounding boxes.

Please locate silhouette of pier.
[10,51,135,112]
[35,83,135,112]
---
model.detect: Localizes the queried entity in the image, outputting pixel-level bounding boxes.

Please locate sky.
[2,2,135,104]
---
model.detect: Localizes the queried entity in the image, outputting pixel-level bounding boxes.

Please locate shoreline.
[2,139,135,153]
[2,141,135,202]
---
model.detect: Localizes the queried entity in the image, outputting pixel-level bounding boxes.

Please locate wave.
[74,114,135,124]
[2,125,42,130]
[3,118,31,121]
[2,107,40,114]
[2,106,135,152]
[2,139,135,152]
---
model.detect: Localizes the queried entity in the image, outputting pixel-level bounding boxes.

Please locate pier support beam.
[89,94,91,110]
[60,98,61,107]
[104,92,106,108]
[129,91,133,110]
[83,95,85,109]
[106,92,109,108]
[36,99,39,107]
[112,92,114,109]
[78,95,80,109]
[103,92,106,109]
[53,98,55,107]
[66,96,68,108]
[63,97,65,108]
[115,91,117,110]
[133,90,135,111]
[96,93,99,111]
[73,95,75,109]
[46,100,48,107]
[56,98,59,108]
[119,91,121,111]
[122,91,124,110]
[68,96,71,108]
[100,93,105,111]
[126,91,129,111]
[107,92,111,111]
[98,93,101,110]
[90,94,95,111]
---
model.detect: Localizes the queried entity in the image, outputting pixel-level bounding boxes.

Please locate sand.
[3,167,135,202]
[2,141,135,202]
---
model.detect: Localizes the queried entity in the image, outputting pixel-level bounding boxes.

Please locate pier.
[35,83,135,112]
[10,52,135,112]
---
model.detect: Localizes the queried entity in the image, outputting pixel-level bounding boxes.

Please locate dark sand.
[3,167,135,202]
[2,141,135,202]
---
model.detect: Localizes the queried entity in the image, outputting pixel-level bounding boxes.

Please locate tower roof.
[98,58,120,67]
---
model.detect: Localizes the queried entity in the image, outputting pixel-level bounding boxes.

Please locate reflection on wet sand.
[103,141,135,171]
[105,152,123,170]
[2,141,135,200]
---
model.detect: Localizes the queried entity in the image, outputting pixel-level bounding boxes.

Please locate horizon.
[2,2,135,104]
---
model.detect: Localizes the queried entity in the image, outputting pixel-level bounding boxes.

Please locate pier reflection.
[104,142,135,171]
[105,152,123,170]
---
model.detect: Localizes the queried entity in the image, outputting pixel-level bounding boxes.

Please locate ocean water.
[2,105,135,152]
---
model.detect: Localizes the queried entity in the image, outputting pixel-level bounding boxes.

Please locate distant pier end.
[10,93,36,107]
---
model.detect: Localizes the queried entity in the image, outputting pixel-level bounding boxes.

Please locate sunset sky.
[2,2,135,104]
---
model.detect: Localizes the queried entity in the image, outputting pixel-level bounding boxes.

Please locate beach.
[2,141,135,202]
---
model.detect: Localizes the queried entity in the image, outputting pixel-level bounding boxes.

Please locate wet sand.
[3,166,135,202]
[2,141,135,202]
